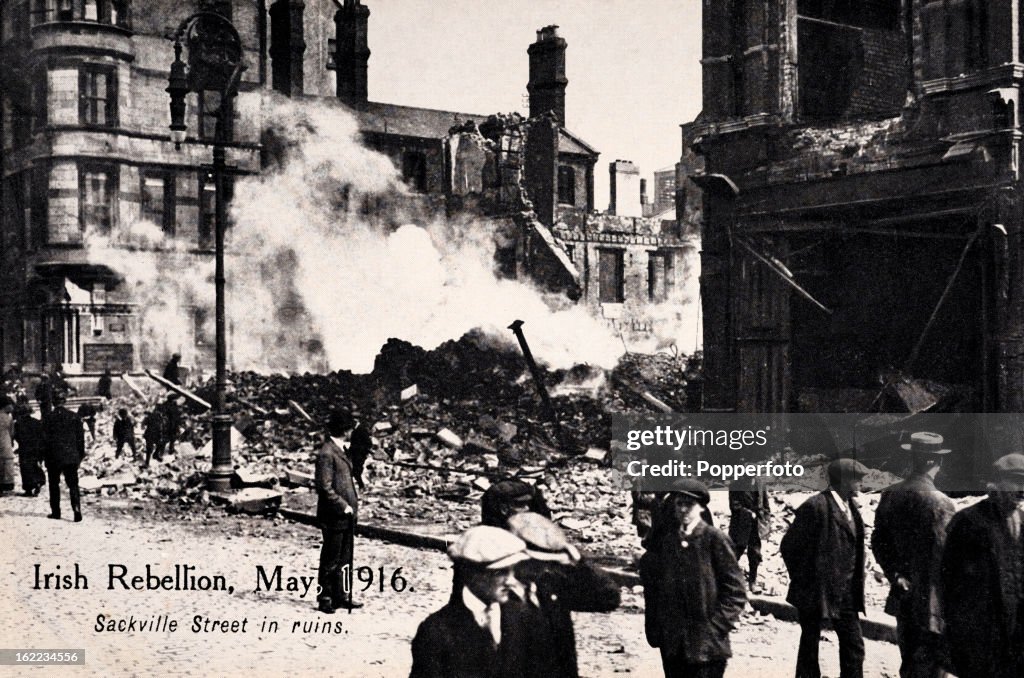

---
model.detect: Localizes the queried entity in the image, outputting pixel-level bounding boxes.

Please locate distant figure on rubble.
[0,396,16,494]
[315,409,362,613]
[161,395,181,456]
[506,512,620,678]
[96,368,113,399]
[162,353,182,385]
[349,415,373,491]
[113,408,136,459]
[871,432,954,678]
[640,478,747,678]
[13,399,45,496]
[142,405,166,467]
[77,402,97,443]
[481,479,551,528]
[42,390,85,522]
[34,374,53,417]
[728,470,771,593]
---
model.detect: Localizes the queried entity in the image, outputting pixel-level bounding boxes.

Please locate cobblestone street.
[0,492,899,677]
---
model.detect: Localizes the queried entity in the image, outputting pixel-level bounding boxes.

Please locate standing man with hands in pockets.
[315,409,362,613]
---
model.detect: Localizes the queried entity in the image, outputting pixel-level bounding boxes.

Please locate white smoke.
[228,95,625,373]
[85,93,694,375]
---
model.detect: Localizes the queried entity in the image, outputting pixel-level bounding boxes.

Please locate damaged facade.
[692,0,1023,416]
[0,0,693,377]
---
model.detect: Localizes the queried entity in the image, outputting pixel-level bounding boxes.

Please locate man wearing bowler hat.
[781,458,870,678]
[315,409,361,613]
[640,478,747,678]
[410,525,535,678]
[942,453,1024,678]
[871,432,955,678]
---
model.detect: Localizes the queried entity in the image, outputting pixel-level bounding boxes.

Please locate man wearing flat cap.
[781,458,869,678]
[639,478,747,678]
[410,525,535,678]
[315,409,361,613]
[506,512,620,678]
[941,453,1024,678]
[871,432,955,678]
[480,479,551,528]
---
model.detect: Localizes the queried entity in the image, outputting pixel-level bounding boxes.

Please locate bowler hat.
[668,478,711,507]
[992,453,1024,480]
[506,512,576,562]
[827,458,870,485]
[447,526,530,569]
[900,431,951,455]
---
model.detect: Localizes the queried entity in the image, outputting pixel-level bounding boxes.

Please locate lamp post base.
[207,413,234,492]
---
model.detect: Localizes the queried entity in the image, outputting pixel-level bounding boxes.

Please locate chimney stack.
[527,25,568,124]
[609,160,642,217]
[335,0,371,106]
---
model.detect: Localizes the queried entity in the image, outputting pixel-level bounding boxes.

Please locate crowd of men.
[313,417,1024,678]
[0,360,189,522]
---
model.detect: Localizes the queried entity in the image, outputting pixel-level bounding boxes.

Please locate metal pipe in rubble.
[507,320,565,446]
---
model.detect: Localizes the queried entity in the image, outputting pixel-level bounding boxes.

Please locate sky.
[364,0,704,211]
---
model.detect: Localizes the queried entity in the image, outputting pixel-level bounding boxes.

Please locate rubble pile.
[72,334,694,554]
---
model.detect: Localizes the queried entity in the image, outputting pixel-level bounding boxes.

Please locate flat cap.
[827,458,870,484]
[447,526,530,569]
[992,453,1024,479]
[506,512,574,562]
[900,431,951,455]
[668,478,710,507]
[485,479,534,502]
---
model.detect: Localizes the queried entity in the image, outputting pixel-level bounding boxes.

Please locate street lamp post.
[166,12,245,492]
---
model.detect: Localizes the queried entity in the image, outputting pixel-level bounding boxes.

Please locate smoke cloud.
[85,93,698,375]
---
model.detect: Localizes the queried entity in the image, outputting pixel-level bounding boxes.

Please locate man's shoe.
[73,511,83,523]
[317,599,335,614]
[47,513,60,520]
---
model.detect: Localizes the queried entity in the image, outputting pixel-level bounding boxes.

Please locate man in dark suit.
[781,458,869,678]
[315,409,361,613]
[42,391,86,522]
[942,453,1024,678]
[410,525,534,678]
[640,478,747,678]
[871,432,955,678]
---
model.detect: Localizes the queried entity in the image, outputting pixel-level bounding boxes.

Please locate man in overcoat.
[640,478,747,678]
[315,409,361,613]
[871,431,954,678]
[506,511,621,678]
[410,525,535,678]
[728,471,771,592]
[42,391,86,522]
[13,401,45,495]
[781,458,869,678]
[941,453,1024,678]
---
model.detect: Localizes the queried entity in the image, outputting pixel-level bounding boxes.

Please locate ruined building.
[0,0,693,377]
[692,0,1024,415]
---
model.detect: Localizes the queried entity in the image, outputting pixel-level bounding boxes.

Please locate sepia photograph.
[1,0,1022,676]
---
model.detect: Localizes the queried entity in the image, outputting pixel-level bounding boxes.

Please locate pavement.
[0,490,901,677]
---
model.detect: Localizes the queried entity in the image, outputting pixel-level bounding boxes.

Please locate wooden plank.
[120,374,147,399]
[287,399,315,423]
[144,369,212,409]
